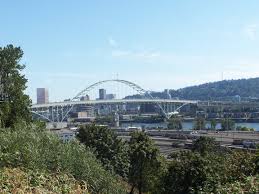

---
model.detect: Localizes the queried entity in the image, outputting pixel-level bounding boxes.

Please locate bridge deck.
[32,99,198,108]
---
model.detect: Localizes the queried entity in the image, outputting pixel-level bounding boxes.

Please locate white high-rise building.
[37,88,49,104]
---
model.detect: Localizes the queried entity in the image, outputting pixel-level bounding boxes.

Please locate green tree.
[162,151,225,194]
[210,119,217,130]
[167,116,182,130]
[221,118,235,131]
[192,136,219,156]
[161,149,258,194]
[161,138,257,194]
[0,45,31,127]
[77,124,129,178]
[128,131,162,194]
[193,117,206,130]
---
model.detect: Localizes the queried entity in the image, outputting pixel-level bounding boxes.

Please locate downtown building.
[37,88,49,104]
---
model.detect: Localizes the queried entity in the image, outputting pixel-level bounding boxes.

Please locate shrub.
[0,167,89,194]
[202,175,259,194]
[0,124,126,194]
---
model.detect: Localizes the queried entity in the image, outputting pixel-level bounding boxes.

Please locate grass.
[0,167,89,194]
[0,123,126,194]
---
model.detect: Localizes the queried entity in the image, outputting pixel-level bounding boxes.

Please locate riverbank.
[120,121,259,131]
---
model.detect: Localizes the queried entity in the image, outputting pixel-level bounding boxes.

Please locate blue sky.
[1,0,259,102]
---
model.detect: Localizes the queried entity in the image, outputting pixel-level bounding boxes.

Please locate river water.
[121,122,259,131]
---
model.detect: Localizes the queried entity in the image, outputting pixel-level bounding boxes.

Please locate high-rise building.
[37,88,49,104]
[106,93,116,100]
[80,95,90,101]
[99,89,106,100]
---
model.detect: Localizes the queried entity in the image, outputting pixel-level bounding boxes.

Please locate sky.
[1,0,259,102]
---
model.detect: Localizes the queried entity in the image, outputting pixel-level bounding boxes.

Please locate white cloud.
[108,37,118,47]
[111,49,161,61]
[244,24,257,40]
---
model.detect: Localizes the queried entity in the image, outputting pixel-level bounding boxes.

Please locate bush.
[236,126,255,131]
[202,175,259,194]
[224,150,257,183]
[0,167,89,194]
[0,124,126,194]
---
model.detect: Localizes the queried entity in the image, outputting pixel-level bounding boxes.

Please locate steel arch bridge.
[31,79,198,122]
[73,79,147,100]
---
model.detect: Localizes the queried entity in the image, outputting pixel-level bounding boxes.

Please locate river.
[121,122,259,131]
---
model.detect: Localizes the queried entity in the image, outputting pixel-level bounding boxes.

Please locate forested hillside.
[167,78,259,100]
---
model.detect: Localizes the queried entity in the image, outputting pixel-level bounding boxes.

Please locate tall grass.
[0,167,90,193]
[0,123,126,194]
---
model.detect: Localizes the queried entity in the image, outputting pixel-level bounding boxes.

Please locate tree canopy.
[128,131,163,194]
[162,137,257,194]
[77,124,130,178]
[192,136,220,156]
[0,45,31,127]
[221,118,235,130]
[167,116,182,130]
[193,117,206,130]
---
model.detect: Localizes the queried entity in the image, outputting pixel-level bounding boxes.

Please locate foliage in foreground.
[0,45,31,128]
[0,167,89,194]
[128,131,165,194]
[208,175,258,194]
[77,124,130,178]
[161,137,258,194]
[0,123,126,194]
[78,126,166,194]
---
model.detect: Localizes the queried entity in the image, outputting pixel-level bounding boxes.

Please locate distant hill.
[167,77,259,101]
[145,78,259,101]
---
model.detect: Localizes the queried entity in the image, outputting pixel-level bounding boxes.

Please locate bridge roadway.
[32,99,198,109]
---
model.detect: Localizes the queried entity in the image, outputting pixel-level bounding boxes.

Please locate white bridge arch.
[31,79,198,122]
[73,79,147,100]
